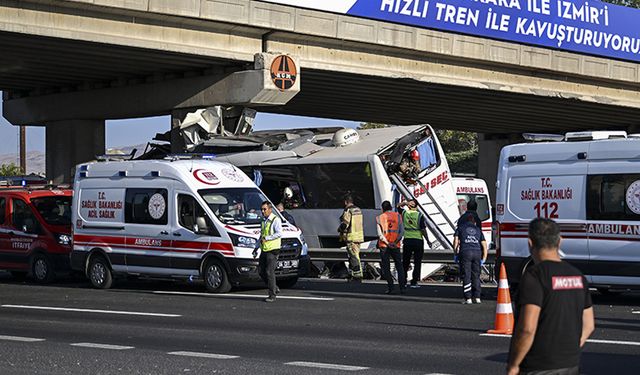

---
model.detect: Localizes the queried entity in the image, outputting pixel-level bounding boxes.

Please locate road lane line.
[587,339,640,346]
[632,311,640,314]
[2,305,181,317]
[480,333,512,338]
[70,343,134,350]
[168,351,239,359]
[285,361,369,371]
[0,335,45,342]
[480,333,640,347]
[153,291,334,301]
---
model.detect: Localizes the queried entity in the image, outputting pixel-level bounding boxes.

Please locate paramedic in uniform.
[453,214,487,304]
[338,194,364,282]
[253,201,283,303]
[507,218,594,375]
[397,199,431,288]
[376,201,405,294]
[457,199,482,231]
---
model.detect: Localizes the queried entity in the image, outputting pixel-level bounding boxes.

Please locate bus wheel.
[204,259,231,293]
[277,276,298,289]
[88,255,113,289]
[32,253,55,283]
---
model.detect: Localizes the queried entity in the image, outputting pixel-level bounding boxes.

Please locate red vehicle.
[0,187,72,282]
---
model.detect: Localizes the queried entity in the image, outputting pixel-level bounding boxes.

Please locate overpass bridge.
[1,0,640,184]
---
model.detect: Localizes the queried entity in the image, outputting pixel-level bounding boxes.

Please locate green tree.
[0,163,22,176]
[602,0,640,8]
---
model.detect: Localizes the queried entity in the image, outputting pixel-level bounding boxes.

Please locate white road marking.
[480,333,512,338]
[168,351,239,359]
[2,305,181,317]
[70,343,134,350]
[632,311,640,314]
[153,291,334,301]
[285,361,369,371]
[480,333,640,346]
[587,339,640,346]
[0,335,45,342]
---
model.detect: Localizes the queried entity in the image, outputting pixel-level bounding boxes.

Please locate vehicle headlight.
[57,234,71,246]
[230,233,258,248]
[300,234,308,256]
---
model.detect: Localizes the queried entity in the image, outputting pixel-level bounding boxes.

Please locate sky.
[0,94,359,156]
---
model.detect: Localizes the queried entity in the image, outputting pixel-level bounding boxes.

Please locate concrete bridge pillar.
[477,133,522,204]
[45,120,105,184]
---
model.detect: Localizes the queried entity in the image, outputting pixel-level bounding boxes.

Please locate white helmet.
[283,187,293,199]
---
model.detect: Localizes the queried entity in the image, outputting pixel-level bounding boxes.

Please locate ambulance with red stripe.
[70,158,308,292]
[495,131,640,293]
[452,176,493,247]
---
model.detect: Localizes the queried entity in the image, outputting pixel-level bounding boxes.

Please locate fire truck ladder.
[390,174,455,251]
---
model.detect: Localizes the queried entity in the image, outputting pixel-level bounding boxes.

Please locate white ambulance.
[452,176,493,247]
[495,131,640,292]
[70,157,308,292]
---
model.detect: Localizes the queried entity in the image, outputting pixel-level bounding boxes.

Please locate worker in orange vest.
[376,201,406,294]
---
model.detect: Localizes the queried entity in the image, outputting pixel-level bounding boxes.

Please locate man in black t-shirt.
[507,218,595,375]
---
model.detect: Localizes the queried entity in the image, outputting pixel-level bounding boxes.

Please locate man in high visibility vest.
[253,201,283,302]
[338,194,364,282]
[398,199,431,288]
[376,201,406,294]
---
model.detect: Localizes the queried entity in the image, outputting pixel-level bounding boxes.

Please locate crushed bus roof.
[215,125,426,166]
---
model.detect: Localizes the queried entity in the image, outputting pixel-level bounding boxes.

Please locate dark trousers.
[259,249,280,297]
[460,250,481,299]
[403,238,424,284]
[379,246,406,289]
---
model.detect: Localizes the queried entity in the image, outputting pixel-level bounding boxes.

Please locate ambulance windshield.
[199,188,270,225]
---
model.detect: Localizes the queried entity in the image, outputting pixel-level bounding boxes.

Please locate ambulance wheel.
[32,253,55,284]
[204,259,231,293]
[277,276,298,289]
[88,255,113,289]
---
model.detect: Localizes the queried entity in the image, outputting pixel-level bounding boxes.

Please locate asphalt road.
[0,273,638,375]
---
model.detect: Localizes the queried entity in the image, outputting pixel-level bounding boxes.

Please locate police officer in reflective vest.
[253,201,283,303]
[339,194,364,281]
[376,201,406,294]
[453,214,487,304]
[398,199,431,288]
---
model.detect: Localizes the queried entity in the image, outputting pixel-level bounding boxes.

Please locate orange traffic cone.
[487,263,514,334]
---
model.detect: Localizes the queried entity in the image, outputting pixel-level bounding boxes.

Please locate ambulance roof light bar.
[564,130,627,142]
[164,154,217,161]
[96,148,137,162]
[522,133,564,142]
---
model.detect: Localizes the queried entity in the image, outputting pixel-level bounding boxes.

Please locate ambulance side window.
[178,194,219,236]
[125,188,168,225]
[587,174,640,220]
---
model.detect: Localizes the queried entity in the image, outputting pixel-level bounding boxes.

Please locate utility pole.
[19,126,26,174]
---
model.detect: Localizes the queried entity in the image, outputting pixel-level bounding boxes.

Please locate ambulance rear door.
[504,143,588,274]
[586,140,640,287]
